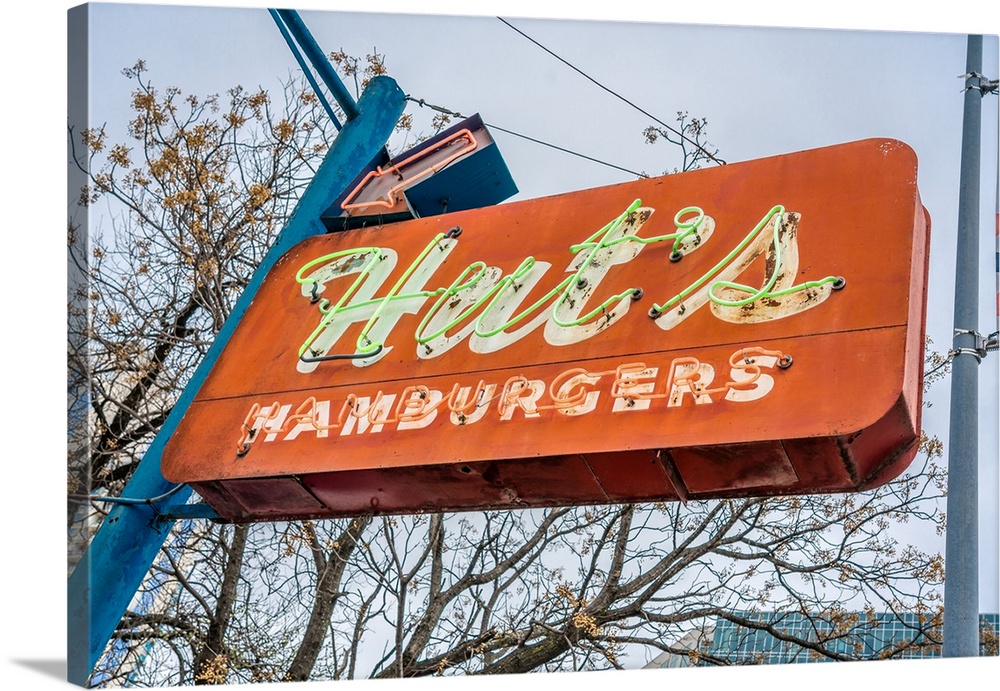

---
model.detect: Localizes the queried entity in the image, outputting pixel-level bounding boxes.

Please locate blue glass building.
[646,612,999,668]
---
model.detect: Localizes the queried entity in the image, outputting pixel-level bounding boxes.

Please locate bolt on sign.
[162,138,930,522]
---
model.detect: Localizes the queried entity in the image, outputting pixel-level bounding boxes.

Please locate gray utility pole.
[943,33,984,658]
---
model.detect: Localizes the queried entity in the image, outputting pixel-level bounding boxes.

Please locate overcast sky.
[4,1,1000,690]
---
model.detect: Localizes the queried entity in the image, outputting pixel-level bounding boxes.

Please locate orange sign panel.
[162,139,930,521]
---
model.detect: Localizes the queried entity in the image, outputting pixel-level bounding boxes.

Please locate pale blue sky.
[4,2,1000,690]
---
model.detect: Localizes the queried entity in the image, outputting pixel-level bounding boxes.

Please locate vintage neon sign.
[339,127,479,213]
[236,345,792,455]
[293,200,841,370]
[162,139,930,522]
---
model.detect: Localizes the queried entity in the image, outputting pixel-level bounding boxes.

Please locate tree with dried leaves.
[69,57,954,687]
[69,59,338,533]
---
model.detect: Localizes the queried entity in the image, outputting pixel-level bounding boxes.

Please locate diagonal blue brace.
[67,74,405,686]
[270,8,345,131]
[274,9,360,122]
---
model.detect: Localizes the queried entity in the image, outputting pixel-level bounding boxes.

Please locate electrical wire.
[924,355,953,379]
[496,17,726,167]
[405,97,647,178]
[69,482,187,507]
[486,122,648,178]
[924,330,999,378]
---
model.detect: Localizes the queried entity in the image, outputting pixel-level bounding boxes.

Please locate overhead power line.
[487,122,648,178]
[406,96,648,178]
[497,16,726,167]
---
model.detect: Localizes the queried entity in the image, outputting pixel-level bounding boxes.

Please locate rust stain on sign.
[162,138,930,522]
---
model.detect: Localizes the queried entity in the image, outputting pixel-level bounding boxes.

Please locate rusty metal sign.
[162,138,930,521]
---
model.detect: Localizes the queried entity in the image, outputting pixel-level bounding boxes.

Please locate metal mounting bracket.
[950,328,999,363]
[959,71,999,95]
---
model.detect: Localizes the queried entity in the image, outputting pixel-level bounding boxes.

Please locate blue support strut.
[276,9,360,121]
[269,9,344,131]
[67,75,406,686]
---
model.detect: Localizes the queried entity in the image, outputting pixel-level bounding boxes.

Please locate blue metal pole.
[269,8,344,131]
[942,34,983,659]
[67,75,406,686]
[276,9,361,121]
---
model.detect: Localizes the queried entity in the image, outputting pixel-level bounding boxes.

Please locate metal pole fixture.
[943,33,984,659]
